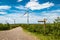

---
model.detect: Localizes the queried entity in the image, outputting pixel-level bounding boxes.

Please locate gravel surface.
[0,27,39,40]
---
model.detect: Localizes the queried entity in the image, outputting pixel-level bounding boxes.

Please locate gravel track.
[0,27,39,40]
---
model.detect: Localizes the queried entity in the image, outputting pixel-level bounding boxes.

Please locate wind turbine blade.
[24,12,27,15]
[23,11,28,16]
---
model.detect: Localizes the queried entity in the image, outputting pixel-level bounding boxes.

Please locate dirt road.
[0,27,39,40]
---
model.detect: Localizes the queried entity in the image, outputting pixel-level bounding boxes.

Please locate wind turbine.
[13,19,15,24]
[23,8,32,25]
[24,10,29,25]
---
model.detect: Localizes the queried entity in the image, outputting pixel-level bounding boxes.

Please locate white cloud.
[16,5,27,10]
[30,0,38,1]
[0,12,41,24]
[17,0,22,2]
[25,0,54,10]
[0,16,14,24]
[0,12,7,14]
[51,10,60,13]
[41,10,60,23]
[0,5,11,10]
[0,9,60,24]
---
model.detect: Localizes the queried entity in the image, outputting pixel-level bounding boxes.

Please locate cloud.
[50,10,60,13]
[16,5,27,10]
[0,16,14,24]
[17,0,22,2]
[30,0,38,1]
[0,5,11,10]
[25,0,54,10]
[4,13,28,24]
[0,9,60,24]
[41,10,60,23]
[0,12,41,24]
[0,12,7,14]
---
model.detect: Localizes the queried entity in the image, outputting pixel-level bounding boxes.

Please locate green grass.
[0,23,60,40]
[36,34,60,40]
[20,24,60,40]
[0,23,19,30]
[24,29,60,40]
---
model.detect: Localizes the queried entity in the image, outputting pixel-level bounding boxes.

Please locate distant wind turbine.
[23,8,32,24]
[13,19,15,24]
[24,11,29,25]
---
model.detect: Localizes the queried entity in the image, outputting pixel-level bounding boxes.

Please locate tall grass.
[20,23,60,40]
[0,23,19,30]
[20,17,60,40]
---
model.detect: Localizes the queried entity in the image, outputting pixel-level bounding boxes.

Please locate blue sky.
[0,0,60,24]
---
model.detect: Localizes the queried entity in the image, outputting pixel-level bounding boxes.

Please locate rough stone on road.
[0,27,39,40]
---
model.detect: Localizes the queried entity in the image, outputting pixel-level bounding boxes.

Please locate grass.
[0,23,19,31]
[0,23,60,40]
[24,29,60,40]
[36,34,60,40]
[20,24,60,40]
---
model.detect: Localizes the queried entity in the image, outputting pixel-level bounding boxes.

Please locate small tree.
[54,17,60,27]
[54,17,60,36]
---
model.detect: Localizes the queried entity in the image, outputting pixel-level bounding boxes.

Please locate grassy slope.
[23,29,59,40]
[21,24,60,40]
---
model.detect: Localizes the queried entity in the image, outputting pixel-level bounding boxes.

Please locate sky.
[0,0,60,24]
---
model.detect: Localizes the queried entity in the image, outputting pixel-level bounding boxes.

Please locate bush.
[20,24,60,40]
[0,23,19,30]
[0,24,10,30]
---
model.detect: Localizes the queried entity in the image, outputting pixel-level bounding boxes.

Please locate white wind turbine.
[23,8,32,24]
